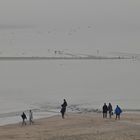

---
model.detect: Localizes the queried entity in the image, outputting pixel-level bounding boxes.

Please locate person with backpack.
[21,112,27,125]
[60,99,67,119]
[114,105,122,120]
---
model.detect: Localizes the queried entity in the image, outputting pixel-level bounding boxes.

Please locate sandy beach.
[0,112,140,140]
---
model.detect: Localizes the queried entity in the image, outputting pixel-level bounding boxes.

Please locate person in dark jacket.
[108,103,113,118]
[102,103,108,118]
[21,112,27,125]
[60,99,67,119]
[114,105,122,120]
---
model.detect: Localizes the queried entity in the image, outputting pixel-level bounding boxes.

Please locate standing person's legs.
[29,118,33,125]
[61,108,65,119]
[63,108,66,119]
[22,119,24,125]
[103,113,105,118]
[103,113,107,118]
[116,114,117,120]
[109,112,111,118]
[118,114,120,120]
[24,119,26,125]
[22,119,26,125]
[116,114,121,120]
[105,112,107,118]
[62,112,64,119]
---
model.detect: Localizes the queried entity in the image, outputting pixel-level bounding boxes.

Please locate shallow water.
[0,59,140,125]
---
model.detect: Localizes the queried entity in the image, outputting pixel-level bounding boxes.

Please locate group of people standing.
[102,103,122,120]
[60,100,123,120]
[21,110,33,125]
[21,99,68,126]
[21,100,122,126]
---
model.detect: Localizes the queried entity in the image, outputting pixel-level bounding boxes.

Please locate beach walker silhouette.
[60,99,67,119]
[114,105,122,120]
[102,103,108,118]
[29,110,33,125]
[108,103,113,118]
[21,112,27,125]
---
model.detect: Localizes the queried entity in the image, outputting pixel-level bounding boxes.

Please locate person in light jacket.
[29,110,33,125]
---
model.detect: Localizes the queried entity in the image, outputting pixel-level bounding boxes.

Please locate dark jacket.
[103,104,108,113]
[61,101,67,108]
[61,100,67,113]
[108,104,113,113]
[115,106,122,115]
[21,112,27,120]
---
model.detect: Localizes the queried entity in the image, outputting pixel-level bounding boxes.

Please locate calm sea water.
[0,59,139,125]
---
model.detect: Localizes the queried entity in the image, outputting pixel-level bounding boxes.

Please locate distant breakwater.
[0,56,131,61]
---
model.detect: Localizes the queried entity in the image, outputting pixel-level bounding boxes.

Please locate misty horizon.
[0,0,140,54]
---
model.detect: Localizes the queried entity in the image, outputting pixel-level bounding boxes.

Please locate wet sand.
[0,112,140,140]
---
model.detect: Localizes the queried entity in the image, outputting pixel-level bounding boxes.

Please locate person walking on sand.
[60,99,67,119]
[21,112,27,126]
[102,103,108,118]
[29,110,33,125]
[115,105,122,120]
[108,103,113,118]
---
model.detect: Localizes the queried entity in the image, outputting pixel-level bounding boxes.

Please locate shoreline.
[1,111,140,127]
[0,109,140,127]
[0,112,140,140]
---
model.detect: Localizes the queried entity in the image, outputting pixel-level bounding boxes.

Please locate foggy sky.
[0,0,140,53]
